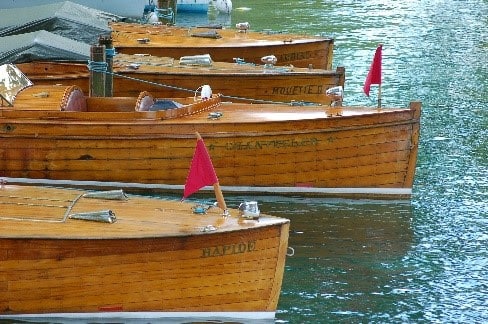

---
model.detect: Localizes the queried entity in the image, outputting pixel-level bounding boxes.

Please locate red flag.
[363,44,382,96]
[183,138,218,199]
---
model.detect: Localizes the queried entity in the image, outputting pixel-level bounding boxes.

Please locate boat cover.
[0,30,90,64]
[0,1,117,43]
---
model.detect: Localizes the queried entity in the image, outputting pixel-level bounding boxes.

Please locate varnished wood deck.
[0,184,290,317]
[110,22,335,69]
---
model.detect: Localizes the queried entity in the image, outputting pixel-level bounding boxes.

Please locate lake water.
[178,0,488,322]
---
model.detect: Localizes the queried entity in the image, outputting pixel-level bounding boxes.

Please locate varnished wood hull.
[0,185,290,319]
[0,84,421,198]
[110,22,335,70]
[17,59,345,105]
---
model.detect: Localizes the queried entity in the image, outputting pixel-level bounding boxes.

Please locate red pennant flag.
[183,138,218,199]
[363,44,382,97]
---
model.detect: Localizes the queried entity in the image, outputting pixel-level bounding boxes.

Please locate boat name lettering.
[276,51,315,63]
[202,240,256,258]
[272,85,324,95]
[224,138,318,151]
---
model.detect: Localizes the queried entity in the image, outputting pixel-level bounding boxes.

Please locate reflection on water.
[175,12,232,27]
[251,197,413,322]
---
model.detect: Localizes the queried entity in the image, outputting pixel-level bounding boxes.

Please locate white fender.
[200,85,212,100]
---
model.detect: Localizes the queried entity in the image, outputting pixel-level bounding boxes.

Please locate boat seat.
[11,85,86,111]
[60,85,87,111]
[149,99,184,111]
[135,91,155,111]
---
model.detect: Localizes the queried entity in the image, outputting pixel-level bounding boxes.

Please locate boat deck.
[111,22,332,48]
[0,185,288,239]
[4,83,416,122]
[17,55,342,76]
[112,54,340,75]
[193,101,399,122]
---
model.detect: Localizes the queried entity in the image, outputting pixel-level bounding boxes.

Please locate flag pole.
[214,183,229,217]
[378,83,382,109]
[195,132,229,216]
[377,43,382,109]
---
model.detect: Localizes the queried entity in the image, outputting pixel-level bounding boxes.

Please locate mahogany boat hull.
[0,185,290,319]
[0,84,421,199]
[110,22,335,70]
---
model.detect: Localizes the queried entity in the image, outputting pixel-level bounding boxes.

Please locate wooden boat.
[17,54,345,105]
[110,22,335,70]
[0,64,420,199]
[0,183,290,320]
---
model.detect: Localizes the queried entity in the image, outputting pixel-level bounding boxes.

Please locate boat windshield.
[0,64,33,107]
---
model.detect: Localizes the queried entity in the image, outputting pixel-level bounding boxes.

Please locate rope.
[0,194,72,204]
[87,60,108,73]
[110,69,197,94]
[0,193,84,223]
[219,93,318,106]
[86,61,320,106]
[105,48,117,58]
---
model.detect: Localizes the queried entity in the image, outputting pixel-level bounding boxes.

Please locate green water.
[178,0,488,322]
